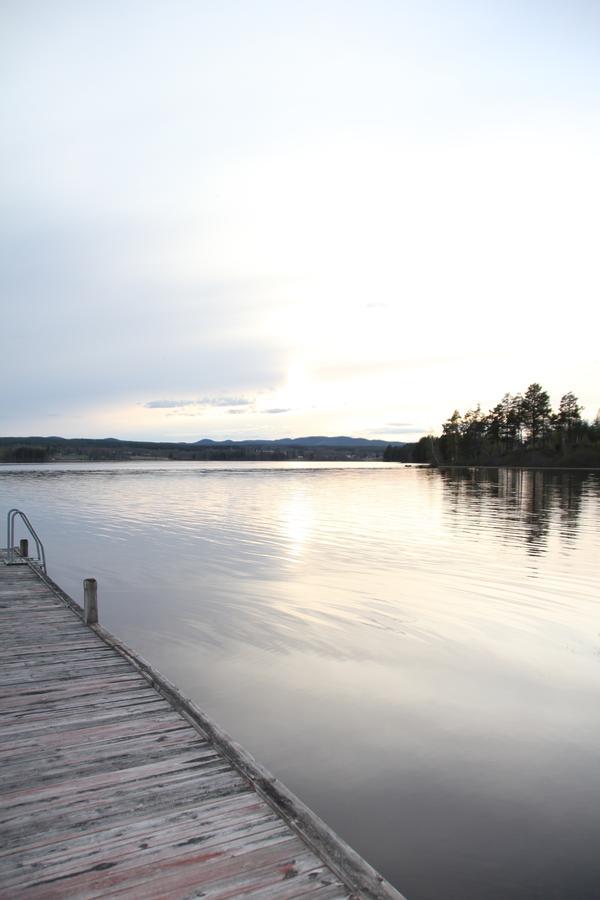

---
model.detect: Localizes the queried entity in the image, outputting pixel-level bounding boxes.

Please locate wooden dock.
[0,554,405,899]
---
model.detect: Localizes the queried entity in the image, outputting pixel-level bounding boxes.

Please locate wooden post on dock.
[19,539,28,558]
[83,578,98,625]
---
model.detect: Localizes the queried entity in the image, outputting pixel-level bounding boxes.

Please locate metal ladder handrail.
[6,509,47,573]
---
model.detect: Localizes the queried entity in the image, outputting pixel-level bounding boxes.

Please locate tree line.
[384,384,600,467]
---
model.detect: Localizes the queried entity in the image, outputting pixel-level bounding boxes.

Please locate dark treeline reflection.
[439,467,600,556]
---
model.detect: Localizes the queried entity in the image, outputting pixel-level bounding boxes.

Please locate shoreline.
[432,463,600,472]
[1,458,600,473]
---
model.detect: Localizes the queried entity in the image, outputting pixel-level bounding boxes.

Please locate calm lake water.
[2,461,600,899]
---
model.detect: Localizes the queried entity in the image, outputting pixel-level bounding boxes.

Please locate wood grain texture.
[0,555,405,899]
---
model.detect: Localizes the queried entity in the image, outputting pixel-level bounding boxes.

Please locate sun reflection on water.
[281,488,313,557]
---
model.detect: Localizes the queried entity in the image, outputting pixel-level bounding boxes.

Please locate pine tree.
[556,392,582,436]
[519,383,553,448]
[440,410,462,462]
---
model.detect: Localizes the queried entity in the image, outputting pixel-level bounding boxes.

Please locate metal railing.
[6,509,47,573]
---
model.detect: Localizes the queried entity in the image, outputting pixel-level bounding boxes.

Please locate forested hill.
[0,435,400,464]
[385,384,600,467]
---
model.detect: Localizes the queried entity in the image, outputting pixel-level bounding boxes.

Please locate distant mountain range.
[0,434,404,463]
[194,436,400,448]
[2,435,402,449]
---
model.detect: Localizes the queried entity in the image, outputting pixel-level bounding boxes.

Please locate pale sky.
[2,1,599,442]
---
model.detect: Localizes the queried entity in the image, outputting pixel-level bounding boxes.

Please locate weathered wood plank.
[0,731,198,780]
[0,628,96,645]
[0,716,192,761]
[0,700,177,740]
[0,728,211,786]
[0,773,251,850]
[1,651,118,673]
[0,629,100,644]
[0,672,147,703]
[0,649,112,667]
[1,659,135,686]
[92,842,337,899]
[1,748,238,812]
[0,698,170,732]
[0,680,153,708]
[4,812,291,890]
[0,791,265,861]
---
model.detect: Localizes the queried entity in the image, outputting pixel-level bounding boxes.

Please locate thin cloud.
[145,396,253,410]
[201,397,252,408]
[145,400,196,409]
[264,408,290,414]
